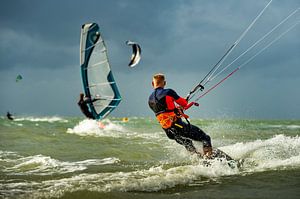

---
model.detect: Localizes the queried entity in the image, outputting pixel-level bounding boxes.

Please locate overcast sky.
[0,0,299,119]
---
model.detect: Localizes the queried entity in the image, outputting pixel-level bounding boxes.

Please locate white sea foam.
[265,124,300,129]
[66,119,164,140]
[0,150,22,160]
[7,160,238,199]
[66,119,126,137]
[220,134,300,172]
[14,116,68,123]
[1,151,119,175]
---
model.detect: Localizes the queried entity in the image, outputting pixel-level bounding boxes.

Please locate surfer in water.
[148,73,212,157]
[78,93,96,119]
[6,111,14,120]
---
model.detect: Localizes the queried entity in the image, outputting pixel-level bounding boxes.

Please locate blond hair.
[152,73,165,85]
[152,73,166,87]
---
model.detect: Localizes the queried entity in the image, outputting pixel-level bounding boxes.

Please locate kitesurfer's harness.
[155,100,198,130]
[156,107,192,129]
[153,89,178,129]
[151,88,199,129]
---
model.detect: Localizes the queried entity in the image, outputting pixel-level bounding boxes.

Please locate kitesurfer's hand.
[193,102,199,107]
[183,102,199,110]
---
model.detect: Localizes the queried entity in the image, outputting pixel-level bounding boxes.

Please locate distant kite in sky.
[126,40,141,67]
[16,75,23,82]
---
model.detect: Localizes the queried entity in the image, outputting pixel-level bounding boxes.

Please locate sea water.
[0,117,299,199]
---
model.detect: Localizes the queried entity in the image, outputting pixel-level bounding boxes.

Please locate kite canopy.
[126,40,141,67]
[16,75,22,82]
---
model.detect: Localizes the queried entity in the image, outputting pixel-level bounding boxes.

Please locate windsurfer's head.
[152,73,166,88]
[80,93,84,99]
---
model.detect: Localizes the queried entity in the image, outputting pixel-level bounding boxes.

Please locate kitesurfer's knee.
[202,134,212,158]
[189,125,211,145]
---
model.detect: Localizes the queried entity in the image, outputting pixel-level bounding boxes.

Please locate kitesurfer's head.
[152,73,166,88]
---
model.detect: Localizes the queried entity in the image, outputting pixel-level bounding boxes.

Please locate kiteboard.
[211,148,234,161]
[202,148,240,169]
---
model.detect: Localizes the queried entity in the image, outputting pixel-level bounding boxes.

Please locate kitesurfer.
[148,73,212,157]
[6,112,14,120]
[78,93,96,119]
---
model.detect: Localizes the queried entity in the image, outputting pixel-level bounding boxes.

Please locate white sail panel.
[80,23,121,120]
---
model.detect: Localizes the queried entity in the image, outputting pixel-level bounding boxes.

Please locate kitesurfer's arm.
[166,89,199,111]
[175,97,199,110]
[175,97,188,107]
[183,102,199,110]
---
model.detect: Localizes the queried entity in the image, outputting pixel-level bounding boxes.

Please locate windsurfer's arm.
[91,98,98,103]
[83,97,97,103]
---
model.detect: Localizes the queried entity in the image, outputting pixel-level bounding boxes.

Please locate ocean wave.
[2,133,300,198]
[1,151,119,175]
[66,119,163,139]
[220,134,300,171]
[14,116,68,123]
[66,119,126,136]
[266,124,300,129]
[4,160,238,199]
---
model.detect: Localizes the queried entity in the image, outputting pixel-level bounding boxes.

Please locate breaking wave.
[220,134,300,171]
[66,119,163,140]
[14,116,68,123]
[0,151,119,176]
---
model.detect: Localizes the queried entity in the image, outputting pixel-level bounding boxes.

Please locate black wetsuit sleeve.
[167,89,180,100]
[84,98,97,103]
[77,100,83,106]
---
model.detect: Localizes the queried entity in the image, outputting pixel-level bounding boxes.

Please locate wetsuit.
[148,87,212,153]
[78,97,95,119]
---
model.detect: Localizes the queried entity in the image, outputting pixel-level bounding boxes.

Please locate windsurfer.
[148,73,212,157]
[78,93,96,119]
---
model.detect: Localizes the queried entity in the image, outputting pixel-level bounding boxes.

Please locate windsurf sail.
[80,23,122,120]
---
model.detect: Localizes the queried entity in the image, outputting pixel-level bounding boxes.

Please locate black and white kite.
[126,40,141,67]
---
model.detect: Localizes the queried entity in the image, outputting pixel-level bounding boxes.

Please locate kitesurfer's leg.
[174,135,198,154]
[164,128,198,154]
[189,124,212,157]
[188,124,211,147]
[175,120,212,157]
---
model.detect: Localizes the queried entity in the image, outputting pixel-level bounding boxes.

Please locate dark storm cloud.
[1,0,298,72]
[0,0,176,71]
